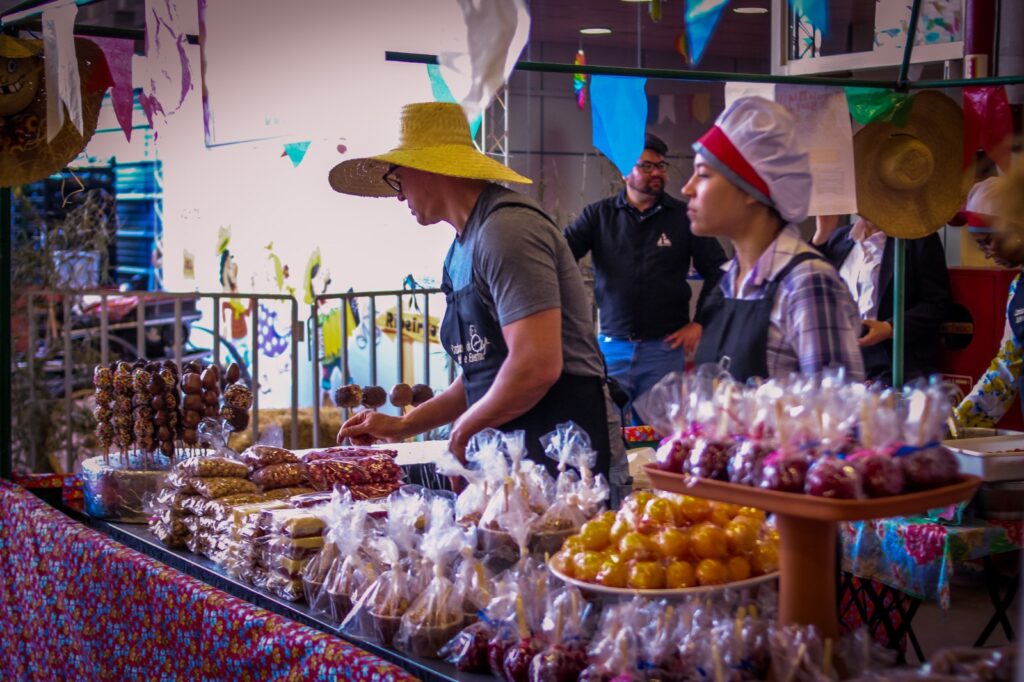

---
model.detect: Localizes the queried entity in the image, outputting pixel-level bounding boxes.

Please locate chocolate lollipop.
[93,366,115,464]
[334,384,363,408]
[180,368,203,451]
[112,364,134,458]
[132,367,155,462]
[362,385,387,409]
[390,383,413,408]
[221,382,253,432]
[411,384,434,406]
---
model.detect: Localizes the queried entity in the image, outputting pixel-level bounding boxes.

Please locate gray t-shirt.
[445,184,605,379]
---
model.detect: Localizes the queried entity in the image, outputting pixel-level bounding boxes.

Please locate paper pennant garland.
[789,0,829,35]
[439,0,529,124]
[573,49,587,110]
[590,74,647,177]
[684,0,730,66]
[963,86,1013,172]
[91,37,135,141]
[283,141,311,167]
[42,0,81,142]
[139,0,192,129]
[844,87,911,126]
[426,63,481,138]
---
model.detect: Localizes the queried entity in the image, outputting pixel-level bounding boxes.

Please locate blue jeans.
[599,336,685,426]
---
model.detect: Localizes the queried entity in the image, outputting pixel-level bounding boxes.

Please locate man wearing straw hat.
[330,101,626,487]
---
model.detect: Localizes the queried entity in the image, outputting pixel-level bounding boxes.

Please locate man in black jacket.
[565,133,727,421]
[813,215,951,385]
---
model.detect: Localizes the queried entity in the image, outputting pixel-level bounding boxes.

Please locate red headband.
[696,125,771,200]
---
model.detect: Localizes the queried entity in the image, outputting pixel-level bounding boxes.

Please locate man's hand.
[858,319,893,347]
[665,322,702,353]
[337,411,407,445]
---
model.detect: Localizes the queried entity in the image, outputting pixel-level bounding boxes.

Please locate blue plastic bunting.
[590,75,647,177]
[426,64,481,138]
[685,0,730,66]
[790,0,829,36]
[283,141,311,167]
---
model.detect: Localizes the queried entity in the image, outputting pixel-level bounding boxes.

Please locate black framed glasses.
[635,161,669,173]
[383,164,402,193]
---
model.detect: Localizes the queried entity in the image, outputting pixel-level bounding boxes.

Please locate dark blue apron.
[694,252,822,382]
[440,198,612,476]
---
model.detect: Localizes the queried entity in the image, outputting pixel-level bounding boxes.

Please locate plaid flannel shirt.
[717,226,865,381]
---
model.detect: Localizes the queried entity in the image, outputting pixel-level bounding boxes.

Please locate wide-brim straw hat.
[854,90,971,239]
[328,102,532,197]
[0,34,42,58]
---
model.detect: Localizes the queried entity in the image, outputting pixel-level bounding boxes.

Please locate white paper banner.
[42,0,81,142]
[725,83,857,218]
[440,0,530,124]
[140,0,191,118]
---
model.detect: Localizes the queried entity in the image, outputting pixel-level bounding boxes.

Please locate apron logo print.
[657,233,672,247]
[464,324,491,364]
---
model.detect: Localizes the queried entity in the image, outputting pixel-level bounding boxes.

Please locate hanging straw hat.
[0,34,43,58]
[328,102,531,197]
[853,90,970,239]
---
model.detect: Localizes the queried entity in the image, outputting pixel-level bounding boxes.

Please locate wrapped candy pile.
[640,368,962,499]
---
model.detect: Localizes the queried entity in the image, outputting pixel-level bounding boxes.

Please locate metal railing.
[308,287,454,448]
[15,289,301,472]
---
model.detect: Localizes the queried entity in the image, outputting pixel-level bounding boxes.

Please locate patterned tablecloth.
[841,515,1023,609]
[0,479,414,681]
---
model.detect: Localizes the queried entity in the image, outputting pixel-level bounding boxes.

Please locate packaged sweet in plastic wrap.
[898,381,960,491]
[341,538,411,646]
[172,455,249,479]
[240,444,300,468]
[249,462,308,490]
[187,476,259,500]
[395,516,466,658]
[83,453,171,522]
[528,586,591,682]
[263,507,326,538]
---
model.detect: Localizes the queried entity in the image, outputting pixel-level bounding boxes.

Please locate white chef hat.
[692,96,812,225]
[950,176,1009,234]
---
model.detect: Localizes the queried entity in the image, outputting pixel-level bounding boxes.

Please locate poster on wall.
[874,0,962,50]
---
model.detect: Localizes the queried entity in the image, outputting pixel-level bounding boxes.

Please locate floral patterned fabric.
[841,516,1022,609]
[954,271,1024,428]
[0,480,415,682]
[623,425,659,443]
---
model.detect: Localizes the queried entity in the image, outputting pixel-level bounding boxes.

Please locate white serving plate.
[943,434,1024,482]
[548,560,778,599]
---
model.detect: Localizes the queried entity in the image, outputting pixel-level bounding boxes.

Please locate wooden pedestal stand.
[645,466,981,638]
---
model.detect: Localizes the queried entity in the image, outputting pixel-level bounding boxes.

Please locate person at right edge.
[953,175,1024,427]
[684,96,864,382]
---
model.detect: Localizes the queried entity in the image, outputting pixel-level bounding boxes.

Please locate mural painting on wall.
[0,35,112,188]
[217,226,253,344]
[257,242,292,360]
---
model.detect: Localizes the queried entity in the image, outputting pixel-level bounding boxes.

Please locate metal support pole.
[99,295,109,366]
[369,297,377,387]
[395,294,404,396]
[173,298,183,370]
[340,297,349,427]
[289,301,299,449]
[1,186,11,480]
[422,293,430,389]
[135,294,145,359]
[63,296,73,472]
[250,302,259,445]
[311,302,321,449]
[892,238,906,388]
[897,0,922,90]
[212,295,221,367]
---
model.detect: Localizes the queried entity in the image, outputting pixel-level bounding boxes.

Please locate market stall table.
[840,514,1021,660]
[0,479,490,682]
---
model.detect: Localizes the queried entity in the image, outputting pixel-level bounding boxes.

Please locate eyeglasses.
[635,161,669,173]
[383,165,402,193]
